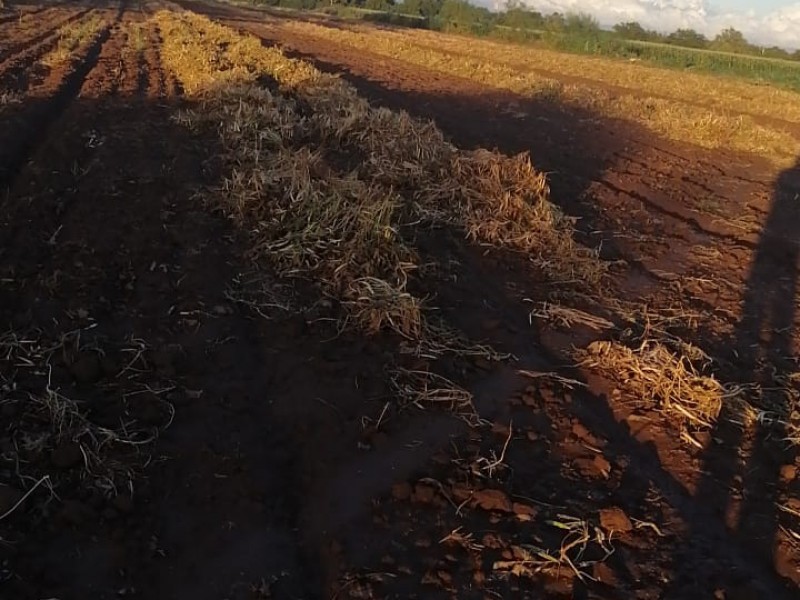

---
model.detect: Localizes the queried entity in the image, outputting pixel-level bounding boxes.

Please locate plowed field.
[1,2,798,599]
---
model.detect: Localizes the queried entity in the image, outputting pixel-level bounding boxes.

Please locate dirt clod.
[599,506,634,533]
[512,502,537,522]
[471,489,512,512]
[592,561,618,586]
[779,464,797,482]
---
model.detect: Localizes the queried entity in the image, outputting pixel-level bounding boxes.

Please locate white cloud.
[514,1,800,49]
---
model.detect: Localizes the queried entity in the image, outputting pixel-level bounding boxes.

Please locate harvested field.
[0,1,798,599]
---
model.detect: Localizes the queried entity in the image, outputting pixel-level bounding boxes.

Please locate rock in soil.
[599,506,634,533]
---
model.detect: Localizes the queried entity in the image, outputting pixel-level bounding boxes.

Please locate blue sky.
[514,1,800,48]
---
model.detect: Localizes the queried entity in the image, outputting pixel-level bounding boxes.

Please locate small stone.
[599,507,633,533]
[572,422,592,442]
[512,502,538,522]
[593,455,612,478]
[471,489,512,513]
[592,562,618,586]
[779,464,797,482]
[51,442,83,469]
[575,454,611,479]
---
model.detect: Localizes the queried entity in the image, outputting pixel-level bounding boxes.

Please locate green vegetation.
[240,0,800,92]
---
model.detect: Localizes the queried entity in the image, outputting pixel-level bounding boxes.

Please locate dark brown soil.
[1,1,798,599]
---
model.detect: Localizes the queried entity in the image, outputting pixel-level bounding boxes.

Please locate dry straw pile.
[155,10,601,343]
[578,338,739,438]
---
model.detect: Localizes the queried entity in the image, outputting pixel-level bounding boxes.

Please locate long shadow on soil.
[671,159,800,592]
[0,85,344,599]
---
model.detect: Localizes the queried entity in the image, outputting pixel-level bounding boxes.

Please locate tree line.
[256,0,800,61]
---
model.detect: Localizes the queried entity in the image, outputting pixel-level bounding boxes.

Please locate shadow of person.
[688,157,800,592]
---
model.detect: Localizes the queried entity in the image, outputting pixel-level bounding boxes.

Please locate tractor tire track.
[0,16,117,190]
[0,3,61,27]
[0,7,92,64]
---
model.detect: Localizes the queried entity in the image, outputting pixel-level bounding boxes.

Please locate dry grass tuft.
[528,301,615,330]
[389,368,479,425]
[493,514,614,582]
[577,338,735,434]
[343,277,422,338]
[0,331,170,499]
[0,90,22,110]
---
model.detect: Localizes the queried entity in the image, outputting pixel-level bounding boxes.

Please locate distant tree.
[613,21,662,42]
[711,27,751,53]
[666,28,708,49]
[760,45,789,59]
[497,5,544,30]
[363,0,393,9]
[278,0,317,8]
[793,49,800,61]
[613,21,647,39]
[543,12,565,32]
[563,12,600,35]
[398,0,442,18]
[438,0,489,24]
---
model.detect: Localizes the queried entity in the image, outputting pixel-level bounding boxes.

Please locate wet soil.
[1,1,798,599]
